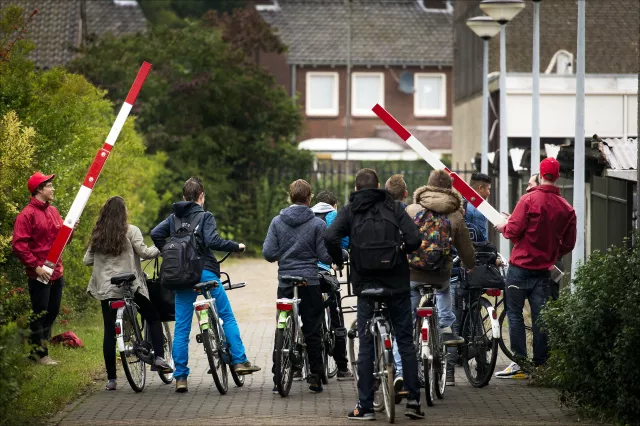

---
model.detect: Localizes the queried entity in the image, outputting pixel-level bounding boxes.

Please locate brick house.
[5,0,147,69]
[255,0,455,159]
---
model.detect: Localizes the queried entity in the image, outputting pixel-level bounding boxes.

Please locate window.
[414,73,446,117]
[352,72,384,117]
[306,72,339,117]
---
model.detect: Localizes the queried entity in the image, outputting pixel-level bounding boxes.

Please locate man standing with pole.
[12,173,77,364]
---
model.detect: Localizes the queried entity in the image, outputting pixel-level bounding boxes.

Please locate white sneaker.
[495,362,528,379]
[38,356,58,366]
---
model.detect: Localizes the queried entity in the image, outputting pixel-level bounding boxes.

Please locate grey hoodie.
[263,204,333,287]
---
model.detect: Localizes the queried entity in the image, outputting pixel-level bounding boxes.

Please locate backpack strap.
[171,212,205,234]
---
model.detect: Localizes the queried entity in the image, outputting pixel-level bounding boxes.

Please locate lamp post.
[466,15,501,175]
[531,0,541,175]
[480,0,525,260]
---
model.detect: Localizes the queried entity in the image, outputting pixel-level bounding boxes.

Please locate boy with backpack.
[404,170,476,386]
[324,169,424,420]
[151,177,260,393]
[311,190,353,380]
[263,179,334,393]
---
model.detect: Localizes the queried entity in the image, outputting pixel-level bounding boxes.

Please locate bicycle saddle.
[110,272,136,285]
[193,280,219,292]
[360,287,394,297]
[280,275,307,286]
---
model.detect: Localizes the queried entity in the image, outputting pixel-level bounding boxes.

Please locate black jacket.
[323,189,421,295]
[151,201,240,277]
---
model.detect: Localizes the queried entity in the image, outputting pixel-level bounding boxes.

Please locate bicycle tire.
[230,364,245,387]
[274,317,295,397]
[461,297,498,388]
[324,310,338,379]
[203,309,228,395]
[120,308,146,393]
[158,322,174,384]
[348,319,384,412]
[432,313,446,400]
[424,354,434,407]
[498,306,534,364]
[376,330,395,423]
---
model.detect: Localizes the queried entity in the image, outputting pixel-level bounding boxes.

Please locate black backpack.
[160,212,205,290]
[350,204,404,274]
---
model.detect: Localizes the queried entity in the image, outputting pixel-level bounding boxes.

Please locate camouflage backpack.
[408,209,453,272]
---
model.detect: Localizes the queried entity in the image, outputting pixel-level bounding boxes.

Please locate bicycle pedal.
[195,333,203,344]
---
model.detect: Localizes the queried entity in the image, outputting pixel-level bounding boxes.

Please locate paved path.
[53,259,583,425]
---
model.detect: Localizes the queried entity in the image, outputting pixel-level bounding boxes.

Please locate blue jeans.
[173,270,248,379]
[505,265,551,366]
[393,282,455,378]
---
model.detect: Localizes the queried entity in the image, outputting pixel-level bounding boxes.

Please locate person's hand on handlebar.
[332,263,344,272]
[238,243,246,252]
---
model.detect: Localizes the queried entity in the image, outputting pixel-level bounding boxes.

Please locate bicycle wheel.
[498,302,534,364]
[202,309,228,395]
[324,309,338,379]
[230,364,245,387]
[376,331,394,423]
[461,297,499,388]
[348,319,384,412]
[158,322,174,384]
[120,308,146,392]
[274,315,295,397]
[432,313,446,400]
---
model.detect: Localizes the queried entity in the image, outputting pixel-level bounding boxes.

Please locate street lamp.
[480,0,525,260]
[531,0,542,175]
[466,15,500,175]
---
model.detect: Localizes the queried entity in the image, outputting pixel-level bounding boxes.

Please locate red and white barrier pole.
[38,62,152,283]
[372,104,506,227]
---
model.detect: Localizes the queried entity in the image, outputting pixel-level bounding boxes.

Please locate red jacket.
[12,198,65,280]
[503,185,577,271]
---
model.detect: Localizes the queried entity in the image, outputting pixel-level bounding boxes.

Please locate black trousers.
[28,277,64,358]
[100,292,164,380]
[326,292,349,370]
[272,285,325,384]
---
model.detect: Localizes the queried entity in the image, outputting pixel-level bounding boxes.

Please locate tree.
[68,20,311,250]
[137,0,246,26]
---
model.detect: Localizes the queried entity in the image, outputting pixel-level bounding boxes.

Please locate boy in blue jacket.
[311,190,352,380]
[263,179,333,393]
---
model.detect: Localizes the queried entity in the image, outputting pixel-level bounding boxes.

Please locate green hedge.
[542,236,640,425]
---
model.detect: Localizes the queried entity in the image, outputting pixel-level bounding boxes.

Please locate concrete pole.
[531,0,541,174]
[481,38,490,175]
[499,24,510,260]
[571,0,586,286]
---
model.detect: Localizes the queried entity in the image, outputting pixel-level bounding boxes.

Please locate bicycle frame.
[276,285,309,379]
[369,301,393,367]
[114,285,139,354]
[416,288,436,362]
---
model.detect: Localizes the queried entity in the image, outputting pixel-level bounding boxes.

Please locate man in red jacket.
[12,172,73,365]
[494,158,576,378]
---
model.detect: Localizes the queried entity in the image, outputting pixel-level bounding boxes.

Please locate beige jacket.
[405,186,475,288]
[84,224,160,301]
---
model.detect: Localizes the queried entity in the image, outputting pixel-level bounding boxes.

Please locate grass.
[11,310,105,426]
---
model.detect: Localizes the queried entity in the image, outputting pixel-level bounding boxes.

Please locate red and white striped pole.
[372,104,506,228]
[38,62,152,283]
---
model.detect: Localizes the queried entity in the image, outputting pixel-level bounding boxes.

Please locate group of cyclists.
[13,158,575,421]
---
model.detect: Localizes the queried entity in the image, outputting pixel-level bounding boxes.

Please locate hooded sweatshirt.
[323,189,422,295]
[311,202,349,271]
[406,186,476,288]
[262,204,333,287]
[150,201,240,277]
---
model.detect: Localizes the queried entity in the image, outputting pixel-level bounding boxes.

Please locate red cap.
[539,157,560,182]
[27,172,55,193]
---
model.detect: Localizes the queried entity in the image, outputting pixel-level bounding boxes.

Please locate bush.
[542,236,640,425]
[0,321,28,418]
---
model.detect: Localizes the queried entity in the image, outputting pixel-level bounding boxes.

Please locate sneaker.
[308,374,323,393]
[337,369,354,381]
[495,362,529,379]
[234,361,261,374]
[272,385,279,394]
[394,376,404,394]
[405,400,425,420]
[38,356,58,365]
[440,327,464,346]
[175,379,188,393]
[347,404,375,420]
[293,369,303,381]
[105,379,117,391]
[154,357,173,373]
[446,368,455,386]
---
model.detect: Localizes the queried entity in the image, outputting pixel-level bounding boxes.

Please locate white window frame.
[305,72,339,117]
[414,73,447,118]
[351,72,385,117]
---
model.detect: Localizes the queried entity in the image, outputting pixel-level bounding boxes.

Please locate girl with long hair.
[84,196,172,390]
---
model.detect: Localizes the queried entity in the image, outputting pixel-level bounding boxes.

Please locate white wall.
[452,94,482,170]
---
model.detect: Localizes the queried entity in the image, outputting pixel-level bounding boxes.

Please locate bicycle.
[413,284,448,407]
[193,252,247,395]
[110,273,174,392]
[454,257,501,388]
[321,289,340,383]
[273,275,312,397]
